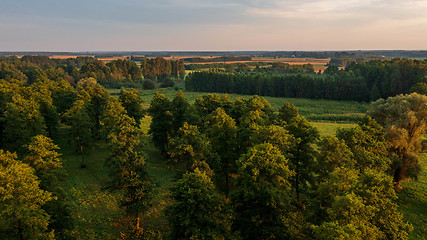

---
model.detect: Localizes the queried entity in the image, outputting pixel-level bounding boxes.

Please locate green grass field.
[399,153,427,240]
[56,128,124,240]
[110,88,369,123]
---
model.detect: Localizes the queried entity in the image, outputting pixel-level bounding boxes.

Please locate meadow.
[110,88,368,124]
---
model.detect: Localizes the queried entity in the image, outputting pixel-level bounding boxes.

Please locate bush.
[143,79,156,90]
[160,78,175,88]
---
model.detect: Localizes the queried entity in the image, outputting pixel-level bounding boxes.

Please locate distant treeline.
[182,56,252,63]
[3,50,427,58]
[141,57,185,80]
[186,58,427,102]
[0,56,185,89]
[185,62,315,74]
[185,62,271,70]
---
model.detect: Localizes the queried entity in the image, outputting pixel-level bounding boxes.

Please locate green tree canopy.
[148,92,173,153]
[369,93,427,188]
[2,94,46,152]
[231,143,297,240]
[167,123,213,175]
[119,89,144,123]
[166,169,229,240]
[0,150,55,240]
[205,107,238,196]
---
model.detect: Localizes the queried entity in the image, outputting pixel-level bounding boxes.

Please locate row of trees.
[186,58,427,102]
[147,91,426,239]
[0,56,185,89]
[141,57,185,80]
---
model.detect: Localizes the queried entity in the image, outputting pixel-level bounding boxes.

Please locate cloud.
[0,0,426,51]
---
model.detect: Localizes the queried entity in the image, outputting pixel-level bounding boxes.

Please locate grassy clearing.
[114,88,368,123]
[58,119,175,239]
[310,122,357,136]
[56,127,123,240]
[398,153,427,240]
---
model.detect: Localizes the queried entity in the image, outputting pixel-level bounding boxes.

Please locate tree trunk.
[18,219,24,240]
[80,145,86,168]
[225,173,229,198]
[394,167,403,190]
[296,162,300,204]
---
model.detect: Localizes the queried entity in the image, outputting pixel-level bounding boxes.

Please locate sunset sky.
[1,0,426,51]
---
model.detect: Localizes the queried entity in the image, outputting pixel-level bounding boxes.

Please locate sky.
[1,0,426,51]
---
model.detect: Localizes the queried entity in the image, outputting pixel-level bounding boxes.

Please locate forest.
[186,58,427,102]
[0,56,426,239]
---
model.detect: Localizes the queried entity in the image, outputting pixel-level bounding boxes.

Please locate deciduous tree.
[0,150,55,240]
[369,93,427,189]
[231,143,296,240]
[166,169,229,240]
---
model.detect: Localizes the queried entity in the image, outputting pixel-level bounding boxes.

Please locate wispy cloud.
[0,0,426,51]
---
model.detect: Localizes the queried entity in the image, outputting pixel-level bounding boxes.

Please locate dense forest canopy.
[186,58,427,102]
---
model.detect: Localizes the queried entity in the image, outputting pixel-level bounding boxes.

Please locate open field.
[399,153,427,240]
[109,88,369,123]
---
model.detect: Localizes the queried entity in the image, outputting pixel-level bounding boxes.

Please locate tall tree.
[0,150,55,240]
[284,114,319,204]
[30,79,60,139]
[171,90,190,134]
[2,94,46,152]
[148,92,173,153]
[205,107,238,196]
[23,135,74,240]
[167,123,213,175]
[23,135,62,190]
[337,117,391,173]
[119,89,144,123]
[369,93,427,189]
[77,77,110,139]
[106,114,153,218]
[64,99,93,167]
[231,143,297,240]
[312,134,413,240]
[166,169,229,240]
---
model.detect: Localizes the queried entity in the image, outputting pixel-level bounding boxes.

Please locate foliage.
[166,169,229,240]
[148,93,173,153]
[284,114,320,203]
[119,89,144,123]
[24,135,62,189]
[64,99,93,166]
[167,123,213,175]
[205,107,238,195]
[231,143,297,240]
[0,150,55,240]
[369,93,427,188]
[141,57,185,80]
[77,77,110,139]
[186,58,427,102]
[2,93,46,152]
[106,113,153,217]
